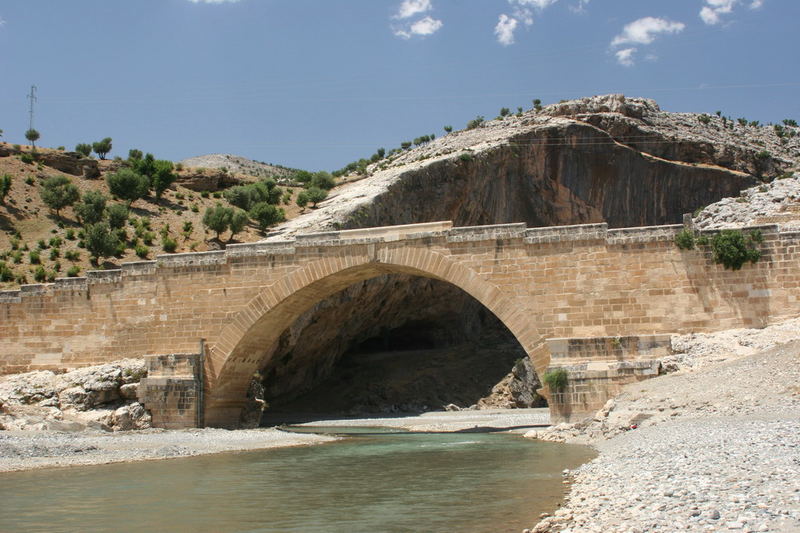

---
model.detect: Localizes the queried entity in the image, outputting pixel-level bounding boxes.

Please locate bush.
[28,250,40,264]
[674,229,695,250]
[75,143,92,157]
[249,202,285,233]
[134,244,149,258]
[0,262,14,282]
[698,114,711,125]
[106,168,149,206]
[33,265,46,282]
[162,236,178,253]
[0,174,11,204]
[49,236,62,248]
[40,175,80,216]
[459,153,473,162]
[466,115,485,130]
[543,368,568,392]
[533,99,542,111]
[443,125,453,133]
[49,248,60,261]
[65,250,80,261]
[74,190,107,224]
[84,222,120,262]
[128,149,143,161]
[67,265,81,277]
[310,171,335,190]
[106,203,129,229]
[710,230,761,270]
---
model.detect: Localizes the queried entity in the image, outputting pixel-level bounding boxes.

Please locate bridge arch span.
[205,246,543,427]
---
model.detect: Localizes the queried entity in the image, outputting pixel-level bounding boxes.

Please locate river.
[0,427,594,533]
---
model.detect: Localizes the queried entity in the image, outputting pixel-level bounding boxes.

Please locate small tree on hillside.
[0,174,11,204]
[150,159,176,199]
[249,202,285,233]
[533,99,542,112]
[25,129,40,148]
[106,203,129,229]
[92,137,113,160]
[310,171,335,190]
[228,208,249,241]
[305,187,328,208]
[443,125,453,133]
[75,143,92,157]
[202,204,232,240]
[74,190,107,224]
[84,222,120,263]
[40,175,80,217]
[128,149,143,161]
[106,168,149,207]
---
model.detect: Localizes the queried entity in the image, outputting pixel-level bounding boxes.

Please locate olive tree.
[40,175,80,216]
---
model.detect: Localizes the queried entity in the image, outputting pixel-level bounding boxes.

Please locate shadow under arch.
[204,248,545,427]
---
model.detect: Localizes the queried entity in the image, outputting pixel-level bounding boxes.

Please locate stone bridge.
[1,221,798,428]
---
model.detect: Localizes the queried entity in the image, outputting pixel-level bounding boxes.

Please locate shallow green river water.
[0,428,594,533]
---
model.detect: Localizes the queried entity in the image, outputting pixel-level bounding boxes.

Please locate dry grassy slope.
[0,143,310,289]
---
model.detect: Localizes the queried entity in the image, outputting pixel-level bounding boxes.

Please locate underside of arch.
[203,250,545,427]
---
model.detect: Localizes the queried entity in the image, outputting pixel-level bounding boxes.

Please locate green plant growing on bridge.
[543,368,568,393]
[674,229,696,250]
[710,229,762,270]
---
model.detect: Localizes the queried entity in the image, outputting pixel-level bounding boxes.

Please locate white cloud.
[699,0,764,25]
[395,0,432,19]
[495,14,519,46]
[615,48,637,67]
[513,0,558,8]
[611,17,685,47]
[393,15,443,39]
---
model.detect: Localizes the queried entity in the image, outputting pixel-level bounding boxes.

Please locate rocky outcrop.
[0,359,151,431]
[0,144,100,179]
[174,168,250,192]
[693,173,800,230]
[476,357,545,409]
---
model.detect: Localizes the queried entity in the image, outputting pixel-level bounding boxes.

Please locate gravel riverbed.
[0,428,337,472]
[528,329,800,533]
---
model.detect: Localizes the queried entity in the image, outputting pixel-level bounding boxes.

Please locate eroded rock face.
[0,359,150,431]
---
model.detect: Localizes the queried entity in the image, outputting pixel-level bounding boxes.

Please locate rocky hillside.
[178,153,297,181]
[267,94,798,238]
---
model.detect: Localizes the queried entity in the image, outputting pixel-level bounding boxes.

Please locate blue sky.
[0,0,797,171]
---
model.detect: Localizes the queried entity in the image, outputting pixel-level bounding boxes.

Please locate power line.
[27,85,37,131]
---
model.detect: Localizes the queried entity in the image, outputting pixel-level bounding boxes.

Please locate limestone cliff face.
[254,95,796,417]
[341,122,755,230]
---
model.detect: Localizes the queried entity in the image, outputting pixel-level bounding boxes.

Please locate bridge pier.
[544,334,671,423]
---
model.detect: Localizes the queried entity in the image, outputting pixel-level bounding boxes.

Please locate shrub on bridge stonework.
[710,229,762,271]
[674,229,695,250]
[543,368,569,393]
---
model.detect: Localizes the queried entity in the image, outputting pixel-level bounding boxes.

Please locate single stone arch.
[204,247,545,427]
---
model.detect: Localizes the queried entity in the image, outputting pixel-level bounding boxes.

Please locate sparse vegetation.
[543,368,568,392]
[674,229,695,250]
[0,174,11,204]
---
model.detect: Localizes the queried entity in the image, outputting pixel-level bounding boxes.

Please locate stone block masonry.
[1,220,799,428]
[137,354,202,429]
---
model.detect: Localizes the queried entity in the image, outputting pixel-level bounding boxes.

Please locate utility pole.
[27,85,37,131]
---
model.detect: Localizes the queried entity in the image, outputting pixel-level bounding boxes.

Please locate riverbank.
[0,428,337,472]
[528,324,800,533]
[292,407,550,433]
